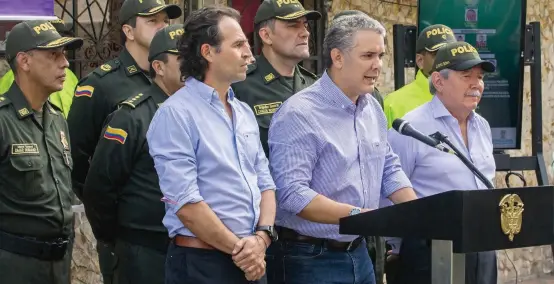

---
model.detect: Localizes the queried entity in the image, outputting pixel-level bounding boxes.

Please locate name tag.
[254,102,282,116]
[11,143,39,155]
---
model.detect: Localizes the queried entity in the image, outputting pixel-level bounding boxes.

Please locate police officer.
[231,0,320,157]
[81,24,184,284]
[0,20,83,284]
[66,0,181,282]
[0,18,79,117]
[383,24,457,128]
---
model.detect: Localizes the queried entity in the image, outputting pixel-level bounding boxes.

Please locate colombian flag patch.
[75,85,94,97]
[103,126,128,144]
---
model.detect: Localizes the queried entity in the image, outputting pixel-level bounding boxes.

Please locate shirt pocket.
[8,154,46,199]
[238,131,260,165]
[364,141,387,186]
[471,152,496,188]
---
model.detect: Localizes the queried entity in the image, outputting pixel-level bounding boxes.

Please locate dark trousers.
[165,241,267,284]
[114,239,166,284]
[266,239,375,284]
[396,239,497,284]
[0,241,72,284]
[97,241,118,284]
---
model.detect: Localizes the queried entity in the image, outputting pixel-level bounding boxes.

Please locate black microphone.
[392,119,453,154]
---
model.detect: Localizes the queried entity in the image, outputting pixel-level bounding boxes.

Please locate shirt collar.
[430,95,475,121]
[5,83,59,119]
[186,77,235,103]
[119,49,146,77]
[319,71,369,113]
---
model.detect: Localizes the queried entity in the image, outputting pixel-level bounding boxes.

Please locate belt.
[277,226,364,252]
[174,235,215,250]
[118,227,170,253]
[0,230,69,261]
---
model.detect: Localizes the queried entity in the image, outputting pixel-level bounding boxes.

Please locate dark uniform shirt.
[0,83,73,238]
[81,84,168,249]
[232,53,318,156]
[67,49,152,199]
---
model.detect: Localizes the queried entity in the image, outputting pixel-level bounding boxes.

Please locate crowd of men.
[0,0,498,283]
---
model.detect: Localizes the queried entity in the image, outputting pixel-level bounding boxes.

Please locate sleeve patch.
[75,85,94,98]
[103,126,128,144]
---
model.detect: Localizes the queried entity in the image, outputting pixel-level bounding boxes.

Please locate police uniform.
[383,24,457,129]
[0,20,83,284]
[66,1,181,283]
[81,24,183,284]
[232,54,318,156]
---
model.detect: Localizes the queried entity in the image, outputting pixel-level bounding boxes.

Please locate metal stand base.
[432,240,465,284]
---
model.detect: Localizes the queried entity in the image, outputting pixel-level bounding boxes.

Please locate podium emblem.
[499,194,524,241]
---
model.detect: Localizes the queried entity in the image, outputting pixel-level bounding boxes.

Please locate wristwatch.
[256,225,278,242]
[349,207,362,216]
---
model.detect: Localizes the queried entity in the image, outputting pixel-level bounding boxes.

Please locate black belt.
[277,226,364,252]
[117,227,169,253]
[0,230,69,261]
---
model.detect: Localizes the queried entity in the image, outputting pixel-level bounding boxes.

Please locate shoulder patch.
[298,65,319,80]
[75,85,94,98]
[92,59,121,77]
[0,96,11,108]
[119,93,149,109]
[103,126,128,144]
[246,63,257,75]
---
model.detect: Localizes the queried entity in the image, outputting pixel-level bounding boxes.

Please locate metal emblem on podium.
[499,194,524,241]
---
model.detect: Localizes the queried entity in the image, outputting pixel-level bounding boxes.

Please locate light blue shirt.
[268,71,412,242]
[146,77,275,238]
[383,95,496,252]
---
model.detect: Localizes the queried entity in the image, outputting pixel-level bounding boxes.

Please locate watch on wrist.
[349,207,362,216]
[256,225,278,242]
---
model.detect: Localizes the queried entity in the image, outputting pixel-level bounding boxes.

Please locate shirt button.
[55,178,60,184]
[27,161,32,167]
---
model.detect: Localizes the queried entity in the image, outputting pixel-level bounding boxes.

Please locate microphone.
[392,119,453,154]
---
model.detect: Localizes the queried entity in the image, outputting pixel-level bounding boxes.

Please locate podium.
[339,186,554,284]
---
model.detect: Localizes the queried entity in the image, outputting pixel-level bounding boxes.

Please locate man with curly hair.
[147,6,276,284]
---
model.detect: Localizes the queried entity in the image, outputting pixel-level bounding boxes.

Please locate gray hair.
[323,14,386,69]
[429,69,451,94]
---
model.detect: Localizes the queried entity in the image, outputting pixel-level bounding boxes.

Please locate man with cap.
[383,24,456,128]
[81,24,184,284]
[0,20,83,284]
[0,18,79,117]
[66,0,181,282]
[387,41,497,284]
[231,0,320,157]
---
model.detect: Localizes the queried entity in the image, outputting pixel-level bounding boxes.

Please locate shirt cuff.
[258,177,276,193]
[281,186,319,215]
[170,191,204,214]
[382,171,412,198]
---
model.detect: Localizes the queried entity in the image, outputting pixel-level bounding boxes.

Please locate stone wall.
[329,0,554,283]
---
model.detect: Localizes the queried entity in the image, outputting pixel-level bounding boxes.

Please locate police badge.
[499,194,524,241]
[60,131,69,150]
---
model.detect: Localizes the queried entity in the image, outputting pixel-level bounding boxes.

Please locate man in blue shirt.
[267,14,418,284]
[386,41,497,284]
[146,6,276,284]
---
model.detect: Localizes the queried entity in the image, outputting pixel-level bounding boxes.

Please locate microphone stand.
[430,132,495,189]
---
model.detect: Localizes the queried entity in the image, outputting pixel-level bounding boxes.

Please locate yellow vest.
[384,70,433,128]
[0,68,78,118]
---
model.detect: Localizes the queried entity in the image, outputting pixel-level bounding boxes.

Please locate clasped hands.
[232,235,267,281]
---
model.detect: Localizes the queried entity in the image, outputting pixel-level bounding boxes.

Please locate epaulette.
[298,65,319,80]
[119,93,149,109]
[92,59,121,78]
[0,95,11,109]
[246,62,257,75]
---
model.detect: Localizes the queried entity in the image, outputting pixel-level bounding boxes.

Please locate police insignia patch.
[103,126,128,144]
[18,108,29,116]
[60,131,70,150]
[100,64,112,71]
[127,65,138,74]
[75,85,95,97]
[264,73,275,82]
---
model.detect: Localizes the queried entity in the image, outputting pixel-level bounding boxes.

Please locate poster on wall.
[0,0,56,21]
[418,0,526,150]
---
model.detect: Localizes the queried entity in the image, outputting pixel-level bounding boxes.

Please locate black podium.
[339,186,554,284]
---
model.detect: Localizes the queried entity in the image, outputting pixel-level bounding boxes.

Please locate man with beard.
[231,0,321,157]
[383,24,456,128]
[66,0,181,282]
[387,41,497,284]
[81,24,184,284]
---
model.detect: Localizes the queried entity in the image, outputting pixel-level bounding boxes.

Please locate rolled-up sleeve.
[146,106,203,214]
[268,107,319,214]
[380,138,413,198]
[254,137,276,192]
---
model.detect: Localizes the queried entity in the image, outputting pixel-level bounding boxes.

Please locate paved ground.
[517,274,554,284]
